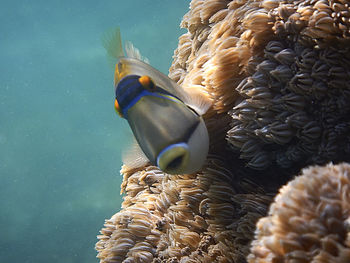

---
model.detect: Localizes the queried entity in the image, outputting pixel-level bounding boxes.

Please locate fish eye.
[157,143,189,174]
[138,75,156,91]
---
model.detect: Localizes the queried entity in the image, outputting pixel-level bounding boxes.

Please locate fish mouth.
[157,143,189,174]
[165,154,186,171]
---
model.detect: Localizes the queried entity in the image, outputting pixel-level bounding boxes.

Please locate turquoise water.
[0,1,189,262]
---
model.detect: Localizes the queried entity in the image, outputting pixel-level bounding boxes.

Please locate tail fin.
[102,27,124,59]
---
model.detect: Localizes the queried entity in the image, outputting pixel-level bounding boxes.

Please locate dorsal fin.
[125,41,150,64]
[102,27,124,59]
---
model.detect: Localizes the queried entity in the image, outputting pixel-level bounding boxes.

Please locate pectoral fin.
[122,136,150,169]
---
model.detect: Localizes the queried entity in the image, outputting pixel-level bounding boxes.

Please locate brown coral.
[97,0,350,262]
[248,162,350,263]
[229,39,350,170]
[224,0,350,170]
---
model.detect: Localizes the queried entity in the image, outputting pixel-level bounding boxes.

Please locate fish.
[103,27,211,174]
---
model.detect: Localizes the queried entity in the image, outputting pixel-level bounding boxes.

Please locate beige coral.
[170,0,350,171]
[170,0,274,114]
[96,157,271,262]
[248,163,350,262]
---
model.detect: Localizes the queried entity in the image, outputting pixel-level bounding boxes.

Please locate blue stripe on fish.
[121,89,183,118]
[116,75,185,119]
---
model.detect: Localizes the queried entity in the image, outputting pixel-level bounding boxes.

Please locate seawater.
[0,1,189,262]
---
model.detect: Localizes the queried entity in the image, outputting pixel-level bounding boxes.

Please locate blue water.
[0,1,189,262]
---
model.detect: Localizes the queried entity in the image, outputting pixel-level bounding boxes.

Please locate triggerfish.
[103,28,211,174]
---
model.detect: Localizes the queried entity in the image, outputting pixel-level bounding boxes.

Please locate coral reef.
[96,0,350,262]
[96,157,271,262]
[170,0,350,171]
[248,163,350,263]
[227,0,350,170]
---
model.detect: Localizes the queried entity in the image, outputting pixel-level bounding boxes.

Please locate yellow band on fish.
[114,99,123,117]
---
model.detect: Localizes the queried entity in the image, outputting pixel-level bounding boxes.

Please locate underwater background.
[0,1,189,262]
